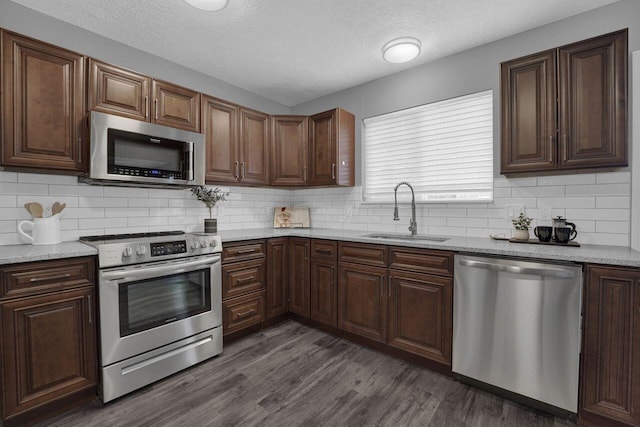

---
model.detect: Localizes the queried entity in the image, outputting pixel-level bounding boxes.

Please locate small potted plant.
[190,186,229,234]
[512,212,533,241]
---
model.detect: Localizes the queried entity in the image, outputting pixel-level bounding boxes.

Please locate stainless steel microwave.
[82,111,205,188]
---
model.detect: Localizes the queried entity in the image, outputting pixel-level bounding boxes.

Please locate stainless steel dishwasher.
[453,254,582,414]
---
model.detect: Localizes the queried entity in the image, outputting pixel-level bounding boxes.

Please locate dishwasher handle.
[459,258,576,279]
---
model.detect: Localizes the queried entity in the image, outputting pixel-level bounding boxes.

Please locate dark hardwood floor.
[40,321,575,427]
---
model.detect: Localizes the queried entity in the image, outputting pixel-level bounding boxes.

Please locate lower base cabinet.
[222,290,266,335]
[338,261,388,343]
[580,264,640,426]
[388,270,452,365]
[0,257,97,427]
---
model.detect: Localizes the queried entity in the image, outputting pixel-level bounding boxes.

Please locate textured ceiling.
[10,0,619,106]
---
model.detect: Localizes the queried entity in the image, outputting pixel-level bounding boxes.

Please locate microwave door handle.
[101,256,219,282]
[186,141,194,181]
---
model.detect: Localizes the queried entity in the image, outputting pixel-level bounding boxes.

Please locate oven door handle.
[101,256,220,282]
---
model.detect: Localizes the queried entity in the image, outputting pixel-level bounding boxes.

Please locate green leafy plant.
[512,212,533,230]
[190,186,229,219]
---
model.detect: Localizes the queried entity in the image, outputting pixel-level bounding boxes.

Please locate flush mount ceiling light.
[183,0,229,11]
[382,37,422,63]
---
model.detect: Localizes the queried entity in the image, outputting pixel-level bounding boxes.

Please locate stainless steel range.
[80,231,223,403]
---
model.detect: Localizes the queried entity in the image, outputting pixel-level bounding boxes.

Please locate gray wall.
[291,0,639,184]
[0,1,290,115]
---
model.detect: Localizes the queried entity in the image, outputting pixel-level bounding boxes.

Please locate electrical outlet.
[505,204,525,220]
[541,207,552,220]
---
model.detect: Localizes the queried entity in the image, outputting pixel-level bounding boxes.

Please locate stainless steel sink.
[361,233,449,242]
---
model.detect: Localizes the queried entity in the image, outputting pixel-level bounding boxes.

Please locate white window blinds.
[363,90,493,203]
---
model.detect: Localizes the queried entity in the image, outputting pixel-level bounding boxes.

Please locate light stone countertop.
[218,228,640,268]
[1,228,639,268]
[0,241,97,265]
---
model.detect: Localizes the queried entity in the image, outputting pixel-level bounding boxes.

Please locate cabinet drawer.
[338,242,387,267]
[222,241,266,264]
[1,257,95,299]
[389,248,454,276]
[222,259,266,300]
[310,240,337,259]
[223,290,265,335]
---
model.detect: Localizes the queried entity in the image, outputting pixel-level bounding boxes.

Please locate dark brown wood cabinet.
[239,108,271,185]
[388,246,453,366]
[309,240,337,327]
[580,264,640,427]
[221,240,266,336]
[151,80,200,132]
[201,95,239,183]
[88,59,151,121]
[0,257,97,427]
[501,29,627,175]
[271,116,308,186]
[266,238,289,319]
[338,242,388,343]
[1,30,86,173]
[87,59,199,132]
[288,237,310,317]
[308,108,355,186]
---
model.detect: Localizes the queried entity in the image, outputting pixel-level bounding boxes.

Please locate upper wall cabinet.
[271,115,308,186]
[88,59,200,132]
[309,108,355,186]
[1,31,87,173]
[501,29,628,175]
[201,95,239,183]
[239,108,270,185]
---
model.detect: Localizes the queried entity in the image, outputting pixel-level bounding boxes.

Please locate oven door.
[98,255,221,366]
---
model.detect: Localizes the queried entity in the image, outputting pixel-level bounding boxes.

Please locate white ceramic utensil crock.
[18,215,61,245]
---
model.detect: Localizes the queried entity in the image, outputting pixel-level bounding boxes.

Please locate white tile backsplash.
[0,170,633,247]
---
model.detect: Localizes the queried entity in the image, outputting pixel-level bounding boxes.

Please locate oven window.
[119,268,211,337]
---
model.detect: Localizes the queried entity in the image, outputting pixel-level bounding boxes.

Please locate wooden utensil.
[56,203,67,215]
[51,202,62,216]
[24,202,43,218]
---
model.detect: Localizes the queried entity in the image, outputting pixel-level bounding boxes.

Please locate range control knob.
[200,241,207,248]
[136,246,147,256]
[209,240,217,248]
[190,241,199,251]
[123,247,134,258]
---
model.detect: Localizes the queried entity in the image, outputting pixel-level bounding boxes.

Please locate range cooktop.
[79,230,222,268]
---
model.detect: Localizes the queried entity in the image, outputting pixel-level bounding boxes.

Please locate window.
[363,90,493,203]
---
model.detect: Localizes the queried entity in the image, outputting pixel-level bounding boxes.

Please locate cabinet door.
[222,290,265,336]
[88,59,150,121]
[202,95,239,183]
[271,116,308,186]
[151,80,200,132]
[310,258,337,327]
[1,31,86,172]
[0,288,96,423]
[288,238,309,317]
[580,265,640,426]
[239,108,270,185]
[308,109,336,186]
[388,270,452,365]
[558,29,627,170]
[267,238,289,319]
[338,261,387,343]
[500,49,557,174]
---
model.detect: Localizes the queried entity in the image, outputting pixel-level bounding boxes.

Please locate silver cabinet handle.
[234,161,239,179]
[87,293,93,324]
[331,163,336,180]
[30,273,71,282]
[241,161,246,179]
[459,259,575,279]
[144,96,149,118]
[154,99,158,120]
